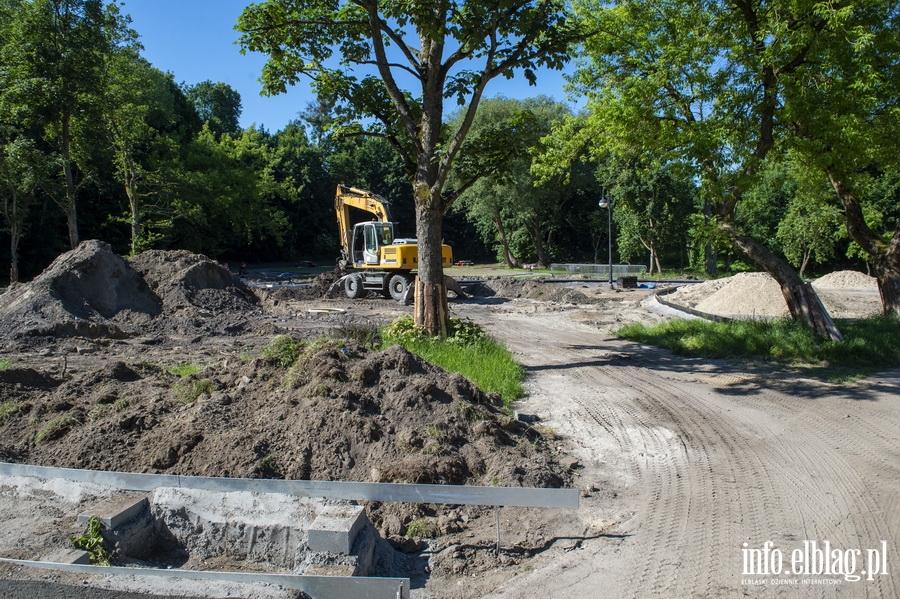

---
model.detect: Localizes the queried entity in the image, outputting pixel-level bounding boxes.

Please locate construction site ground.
[0,242,897,598]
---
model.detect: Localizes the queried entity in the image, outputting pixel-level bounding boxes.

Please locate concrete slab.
[307,505,366,555]
[77,494,148,529]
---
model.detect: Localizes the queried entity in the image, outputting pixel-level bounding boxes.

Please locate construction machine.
[334,184,452,300]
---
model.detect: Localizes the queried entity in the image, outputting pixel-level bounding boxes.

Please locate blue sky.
[120,0,578,133]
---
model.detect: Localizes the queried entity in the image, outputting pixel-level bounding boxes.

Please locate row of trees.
[2,0,898,339]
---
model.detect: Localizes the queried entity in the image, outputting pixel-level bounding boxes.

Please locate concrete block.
[77,493,149,529]
[307,505,366,555]
[42,549,91,565]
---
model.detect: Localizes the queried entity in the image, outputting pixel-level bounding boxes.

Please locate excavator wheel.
[387,274,411,301]
[345,275,365,299]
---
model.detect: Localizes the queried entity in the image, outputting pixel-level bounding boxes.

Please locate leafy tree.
[777,0,900,314]
[599,159,697,275]
[557,0,851,339]
[238,0,584,335]
[185,80,243,138]
[0,126,54,283]
[776,196,843,278]
[0,0,136,249]
[453,96,577,268]
[102,53,180,255]
[170,126,294,257]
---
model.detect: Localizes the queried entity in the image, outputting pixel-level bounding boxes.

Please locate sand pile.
[664,270,881,319]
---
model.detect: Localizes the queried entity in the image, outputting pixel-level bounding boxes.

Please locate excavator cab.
[352,222,395,266]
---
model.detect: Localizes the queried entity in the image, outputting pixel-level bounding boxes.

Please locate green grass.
[617,313,900,379]
[163,362,204,377]
[0,359,11,371]
[381,316,524,406]
[173,378,216,403]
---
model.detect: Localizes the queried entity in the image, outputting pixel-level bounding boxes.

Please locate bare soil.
[1,242,897,599]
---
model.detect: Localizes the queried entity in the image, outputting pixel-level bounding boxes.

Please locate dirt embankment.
[0,241,569,536]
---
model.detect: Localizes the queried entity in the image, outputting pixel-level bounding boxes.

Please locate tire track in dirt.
[476,309,899,598]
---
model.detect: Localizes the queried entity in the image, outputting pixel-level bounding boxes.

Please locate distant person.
[239,262,248,278]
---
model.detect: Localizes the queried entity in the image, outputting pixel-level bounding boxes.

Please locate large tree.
[558,0,848,339]
[778,1,900,315]
[237,0,583,335]
[0,0,135,249]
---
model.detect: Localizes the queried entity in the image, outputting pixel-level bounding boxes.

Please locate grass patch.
[0,359,11,371]
[0,400,23,424]
[173,378,216,403]
[381,316,524,406]
[164,362,204,377]
[35,416,81,444]
[262,335,302,367]
[617,314,900,378]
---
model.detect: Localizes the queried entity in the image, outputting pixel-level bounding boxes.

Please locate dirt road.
[455,300,900,598]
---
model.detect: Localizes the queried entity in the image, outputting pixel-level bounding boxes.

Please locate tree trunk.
[413,183,449,336]
[61,112,79,250]
[414,276,448,337]
[493,210,519,268]
[8,188,19,284]
[826,169,900,316]
[725,223,843,341]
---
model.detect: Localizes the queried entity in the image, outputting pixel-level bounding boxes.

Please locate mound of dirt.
[0,241,262,342]
[473,277,596,304]
[0,240,161,339]
[128,249,258,317]
[0,339,567,531]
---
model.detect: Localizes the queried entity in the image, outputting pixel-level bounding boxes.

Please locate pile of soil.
[0,338,566,535]
[664,270,881,319]
[471,277,596,304]
[0,241,261,344]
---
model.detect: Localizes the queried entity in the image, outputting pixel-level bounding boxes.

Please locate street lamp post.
[598,190,613,287]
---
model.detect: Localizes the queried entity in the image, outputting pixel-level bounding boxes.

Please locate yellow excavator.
[334,184,453,300]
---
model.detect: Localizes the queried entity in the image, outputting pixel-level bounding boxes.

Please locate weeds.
[381,316,524,406]
[405,519,438,539]
[70,516,111,566]
[174,378,215,403]
[262,335,302,367]
[336,322,380,348]
[0,359,11,371]
[0,400,22,424]
[35,416,81,444]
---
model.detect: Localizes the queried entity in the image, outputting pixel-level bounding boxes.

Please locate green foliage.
[617,314,900,378]
[405,518,438,539]
[262,335,302,367]
[381,316,524,405]
[163,362,203,377]
[185,80,242,138]
[173,378,215,404]
[70,516,111,566]
[0,399,21,424]
[0,359,11,370]
[35,415,81,445]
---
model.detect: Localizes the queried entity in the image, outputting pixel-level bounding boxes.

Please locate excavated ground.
[0,241,887,598]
